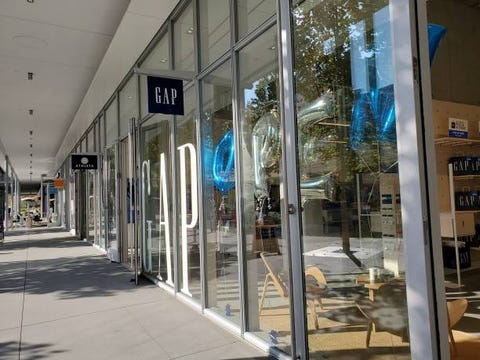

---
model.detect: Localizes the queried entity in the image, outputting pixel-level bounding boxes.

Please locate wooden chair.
[447,298,468,354]
[259,252,327,329]
[355,281,409,347]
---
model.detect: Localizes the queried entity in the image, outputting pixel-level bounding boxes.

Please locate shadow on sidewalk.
[0,231,150,299]
[0,341,66,359]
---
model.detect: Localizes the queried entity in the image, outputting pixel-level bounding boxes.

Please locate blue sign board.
[147,76,184,115]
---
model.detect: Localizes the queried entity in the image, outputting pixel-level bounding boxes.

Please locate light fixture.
[160,58,168,63]
[27,0,34,3]
[30,144,33,148]
[30,153,33,157]
[29,130,33,135]
[29,109,33,115]
[28,72,33,80]
[186,26,194,34]
[269,45,276,50]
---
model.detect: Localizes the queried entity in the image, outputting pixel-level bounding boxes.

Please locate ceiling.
[0,0,130,183]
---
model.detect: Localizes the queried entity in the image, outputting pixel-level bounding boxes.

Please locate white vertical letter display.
[159,152,173,286]
[178,143,198,296]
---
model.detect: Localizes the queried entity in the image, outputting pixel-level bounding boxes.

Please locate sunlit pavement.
[0,227,271,360]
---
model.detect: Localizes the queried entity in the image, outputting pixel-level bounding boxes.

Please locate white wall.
[55,0,179,168]
[429,0,480,106]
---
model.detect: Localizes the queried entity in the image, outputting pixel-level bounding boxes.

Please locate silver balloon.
[297,91,336,201]
[252,110,281,199]
[297,91,335,129]
[252,110,281,168]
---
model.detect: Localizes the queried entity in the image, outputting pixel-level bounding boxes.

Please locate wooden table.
[355,274,402,301]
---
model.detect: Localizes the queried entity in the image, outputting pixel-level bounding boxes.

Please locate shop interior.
[430,0,480,358]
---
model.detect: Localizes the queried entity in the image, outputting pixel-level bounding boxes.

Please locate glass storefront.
[292,1,410,357]
[64,1,459,358]
[140,115,174,284]
[238,26,292,352]
[201,60,240,323]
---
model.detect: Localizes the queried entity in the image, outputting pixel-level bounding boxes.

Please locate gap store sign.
[147,76,184,115]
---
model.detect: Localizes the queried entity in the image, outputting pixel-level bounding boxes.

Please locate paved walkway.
[0,227,270,360]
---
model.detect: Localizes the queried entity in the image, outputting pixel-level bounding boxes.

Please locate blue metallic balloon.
[370,84,396,141]
[350,90,373,153]
[428,23,447,65]
[213,130,235,195]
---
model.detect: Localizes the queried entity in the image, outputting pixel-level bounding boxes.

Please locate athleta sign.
[71,154,98,170]
[147,76,184,115]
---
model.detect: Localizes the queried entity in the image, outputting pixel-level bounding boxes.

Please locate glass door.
[140,116,174,287]
[106,145,119,262]
[87,170,96,243]
[119,137,135,269]
[237,25,292,354]
[284,0,439,358]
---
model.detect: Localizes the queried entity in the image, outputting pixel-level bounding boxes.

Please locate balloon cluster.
[212,129,235,196]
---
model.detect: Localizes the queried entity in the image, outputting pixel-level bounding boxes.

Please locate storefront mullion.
[277,0,308,357]
[390,1,440,358]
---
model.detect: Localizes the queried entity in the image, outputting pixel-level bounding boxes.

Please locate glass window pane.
[119,75,139,139]
[105,98,118,146]
[199,0,230,69]
[106,146,118,261]
[201,61,239,324]
[142,34,170,70]
[176,86,200,301]
[236,0,276,40]
[238,26,291,353]
[140,115,174,285]
[87,127,95,152]
[140,35,170,118]
[98,115,105,152]
[292,1,411,357]
[174,4,195,72]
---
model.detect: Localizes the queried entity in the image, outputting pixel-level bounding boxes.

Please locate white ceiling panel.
[0,0,131,181]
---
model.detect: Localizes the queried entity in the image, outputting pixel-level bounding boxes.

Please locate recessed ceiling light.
[160,58,168,63]
[186,27,194,34]
[29,130,33,135]
[269,45,276,50]
[30,144,33,148]
[12,35,47,49]
[28,72,33,80]
[27,0,34,3]
[29,109,33,115]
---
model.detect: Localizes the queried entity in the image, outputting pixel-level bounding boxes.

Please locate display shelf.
[453,175,480,180]
[435,137,480,146]
[455,210,480,214]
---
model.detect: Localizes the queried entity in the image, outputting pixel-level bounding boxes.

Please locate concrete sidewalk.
[0,227,271,360]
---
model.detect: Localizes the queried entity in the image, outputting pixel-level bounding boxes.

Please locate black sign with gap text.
[147,76,184,115]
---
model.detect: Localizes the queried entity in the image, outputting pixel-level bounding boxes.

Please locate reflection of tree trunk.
[336,87,361,268]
